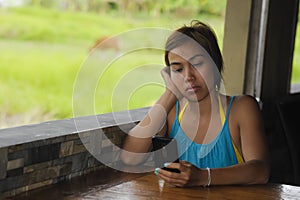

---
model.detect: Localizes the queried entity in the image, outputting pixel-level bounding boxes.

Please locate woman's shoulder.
[231,95,260,108]
[229,94,262,118]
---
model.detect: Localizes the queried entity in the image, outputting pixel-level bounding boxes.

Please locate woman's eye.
[172,68,182,73]
[192,62,203,67]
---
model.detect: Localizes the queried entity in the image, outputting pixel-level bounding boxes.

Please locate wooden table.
[13,168,300,200]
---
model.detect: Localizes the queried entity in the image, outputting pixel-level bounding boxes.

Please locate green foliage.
[0,6,134,43]
[0,5,225,128]
[198,0,227,16]
[0,40,83,118]
[25,0,227,17]
[291,4,300,84]
[292,21,300,84]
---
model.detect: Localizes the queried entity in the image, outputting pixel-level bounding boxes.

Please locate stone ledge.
[0,107,149,198]
[0,107,149,148]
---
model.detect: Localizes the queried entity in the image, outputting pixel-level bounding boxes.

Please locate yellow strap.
[233,143,245,163]
[218,95,225,124]
[219,95,244,163]
[178,102,188,123]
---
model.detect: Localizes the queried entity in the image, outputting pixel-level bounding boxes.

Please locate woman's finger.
[179,160,193,173]
[157,172,186,187]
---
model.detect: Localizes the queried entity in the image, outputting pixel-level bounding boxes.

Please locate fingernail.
[154,168,160,175]
[164,163,170,167]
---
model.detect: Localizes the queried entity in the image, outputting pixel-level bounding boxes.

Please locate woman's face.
[168,42,217,102]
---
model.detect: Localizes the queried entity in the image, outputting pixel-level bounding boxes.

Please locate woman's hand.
[155,161,208,187]
[161,67,182,99]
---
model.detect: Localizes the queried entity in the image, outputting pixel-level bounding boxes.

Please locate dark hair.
[164,20,224,87]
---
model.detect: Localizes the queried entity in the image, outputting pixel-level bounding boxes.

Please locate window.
[290,3,300,93]
[0,1,227,128]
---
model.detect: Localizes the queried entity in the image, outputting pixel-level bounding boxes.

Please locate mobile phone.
[152,136,180,173]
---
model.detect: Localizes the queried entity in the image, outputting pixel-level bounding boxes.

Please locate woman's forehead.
[169,42,208,61]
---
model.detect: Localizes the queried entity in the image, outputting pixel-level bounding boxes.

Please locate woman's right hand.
[161,67,181,99]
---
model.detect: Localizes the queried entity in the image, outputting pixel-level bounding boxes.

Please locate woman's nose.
[185,66,195,82]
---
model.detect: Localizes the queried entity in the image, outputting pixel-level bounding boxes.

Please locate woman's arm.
[120,90,176,165]
[157,158,269,187]
[120,68,179,165]
[156,95,270,186]
[223,95,269,184]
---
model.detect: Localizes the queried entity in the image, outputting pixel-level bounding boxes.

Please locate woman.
[120,20,269,187]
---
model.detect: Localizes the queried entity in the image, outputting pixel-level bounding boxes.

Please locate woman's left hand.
[155,161,206,187]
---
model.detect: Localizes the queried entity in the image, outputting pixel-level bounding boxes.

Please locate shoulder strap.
[178,102,188,123]
[219,95,235,124]
[220,96,244,163]
[219,95,226,124]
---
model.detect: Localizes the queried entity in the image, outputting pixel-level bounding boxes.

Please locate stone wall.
[0,108,148,198]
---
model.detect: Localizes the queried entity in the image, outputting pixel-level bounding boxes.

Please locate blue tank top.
[170,97,239,168]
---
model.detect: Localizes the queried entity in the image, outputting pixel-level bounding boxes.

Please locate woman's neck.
[184,92,220,117]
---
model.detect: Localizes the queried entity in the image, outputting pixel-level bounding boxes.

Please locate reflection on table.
[12,167,300,200]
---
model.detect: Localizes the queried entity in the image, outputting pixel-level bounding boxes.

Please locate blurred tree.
[27,0,226,17]
[198,0,226,16]
[40,0,58,8]
[30,0,41,6]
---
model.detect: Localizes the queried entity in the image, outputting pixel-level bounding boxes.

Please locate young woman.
[120,20,269,187]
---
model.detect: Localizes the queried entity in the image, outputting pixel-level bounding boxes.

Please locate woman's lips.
[186,85,201,93]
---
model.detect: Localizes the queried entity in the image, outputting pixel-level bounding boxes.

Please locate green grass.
[0,40,83,117]
[0,6,225,128]
[292,23,300,84]
[2,4,300,129]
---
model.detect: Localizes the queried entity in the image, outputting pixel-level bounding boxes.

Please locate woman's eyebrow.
[169,61,182,66]
[188,54,204,62]
[169,54,204,66]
